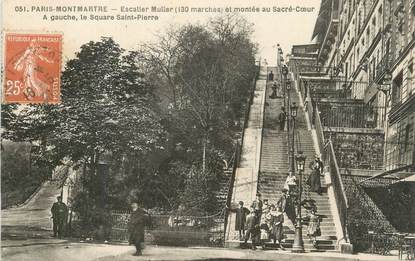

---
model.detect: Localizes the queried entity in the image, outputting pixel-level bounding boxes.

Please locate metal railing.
[375,52,394,83]
[319,103,385,129]
[309,80,368,100]
[296,64,340,77]
[296,75,351,245]
[110,210,225,246]
[324,140,350,244]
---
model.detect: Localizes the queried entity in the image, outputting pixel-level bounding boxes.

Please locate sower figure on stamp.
[128,202,150,256]
[51,196,68,238]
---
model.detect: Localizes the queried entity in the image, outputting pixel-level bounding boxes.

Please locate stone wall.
[326,129,384,170]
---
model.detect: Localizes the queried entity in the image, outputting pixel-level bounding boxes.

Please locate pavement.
[2,181,61,230]
[1,241,399,261]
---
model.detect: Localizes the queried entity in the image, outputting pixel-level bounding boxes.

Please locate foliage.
[1,14,258,223]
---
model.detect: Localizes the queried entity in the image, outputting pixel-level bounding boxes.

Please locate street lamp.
[286,78,291,90]
[291,102,298,118]
[292,151,307,253]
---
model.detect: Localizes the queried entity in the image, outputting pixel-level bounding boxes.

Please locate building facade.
[303,0,415,173]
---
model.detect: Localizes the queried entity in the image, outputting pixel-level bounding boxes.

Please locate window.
[404,123,413,152]
[408,61,414,96]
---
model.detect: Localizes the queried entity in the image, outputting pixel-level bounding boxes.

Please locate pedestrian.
[278,107,287,131]
[306,206,321,248]
[234,201,250,240]
[51,196,68,238]
[269,205,285,250]
[308,154,324,194]
[251,193,263,220]
[277,188,296,225]
[270,81,278,99]
[268,70,274,81]
[244,210,260,250]
[261,199,269,222]
[128,202,149,256]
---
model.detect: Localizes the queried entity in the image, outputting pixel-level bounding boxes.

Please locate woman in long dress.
[308,155,324,194]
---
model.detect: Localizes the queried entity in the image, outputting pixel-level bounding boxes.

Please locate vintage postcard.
[1,0,414,260]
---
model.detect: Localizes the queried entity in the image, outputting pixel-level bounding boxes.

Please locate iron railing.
[308,80,368,100]
[324,140,350,244]
[296,64,340,76]
[110,210,225,246]
[319,103,385,129]
[375,52,394,83]
[297,75,351,245]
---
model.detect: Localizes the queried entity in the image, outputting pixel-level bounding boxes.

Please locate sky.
[3,0,321,65]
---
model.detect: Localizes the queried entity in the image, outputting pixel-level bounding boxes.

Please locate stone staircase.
[255,66,338,251]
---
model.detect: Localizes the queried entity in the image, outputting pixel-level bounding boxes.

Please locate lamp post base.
[291,225,305,253]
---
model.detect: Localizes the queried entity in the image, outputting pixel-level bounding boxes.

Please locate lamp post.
[292,151,307,253]
[289,101,298,179]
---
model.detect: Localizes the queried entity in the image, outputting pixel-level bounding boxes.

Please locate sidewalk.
[96,245,399,261]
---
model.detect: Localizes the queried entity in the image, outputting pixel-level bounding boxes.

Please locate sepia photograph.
[1,0,414,260]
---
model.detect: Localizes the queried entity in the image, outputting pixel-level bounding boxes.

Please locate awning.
[358,164,414,184]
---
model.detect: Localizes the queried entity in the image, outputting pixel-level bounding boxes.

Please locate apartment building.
[309,0,414,173]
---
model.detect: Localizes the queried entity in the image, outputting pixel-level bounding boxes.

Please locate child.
[270,205,285,250]
[307,206,321,248]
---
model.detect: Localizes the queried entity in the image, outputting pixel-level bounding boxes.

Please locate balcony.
[307,79,368,100]
[375,52,394,84]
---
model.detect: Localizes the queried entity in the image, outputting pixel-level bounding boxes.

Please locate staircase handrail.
[297,76,350,245]
[324,139,350,243]
[224,63,260,240]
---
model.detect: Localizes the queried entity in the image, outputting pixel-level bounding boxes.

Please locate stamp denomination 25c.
[3,33,62,104]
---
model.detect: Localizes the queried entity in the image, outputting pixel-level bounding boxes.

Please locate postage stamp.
[3,33,62,104]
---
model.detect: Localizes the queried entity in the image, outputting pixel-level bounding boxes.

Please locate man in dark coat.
[128,203,148,256]
[251,193,263,220]
[278,107,287,131]
[244,210,260,250]
[268,71,274,81]
[308,154,324,194]
[235,201,250,240]
[51,196,68,238]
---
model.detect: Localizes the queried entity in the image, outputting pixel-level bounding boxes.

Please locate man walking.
[128,202,149,256]
[51,196,68,238]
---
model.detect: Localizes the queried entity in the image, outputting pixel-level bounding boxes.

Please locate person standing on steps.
[51,196,68,238]
[244,210,260,250]
[307,206,321,248]
[278,107,287,131]
[234,201,250,241]
[308,154,324,195]
[269,205,285,250]
[251,193,263,221]
[277,188,296,225]
[268,70,274,81]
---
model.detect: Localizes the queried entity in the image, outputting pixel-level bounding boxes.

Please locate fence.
[308,80,368,100]
[324,140,350,244]
[319,103,385,129]
[110,210,225,246]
